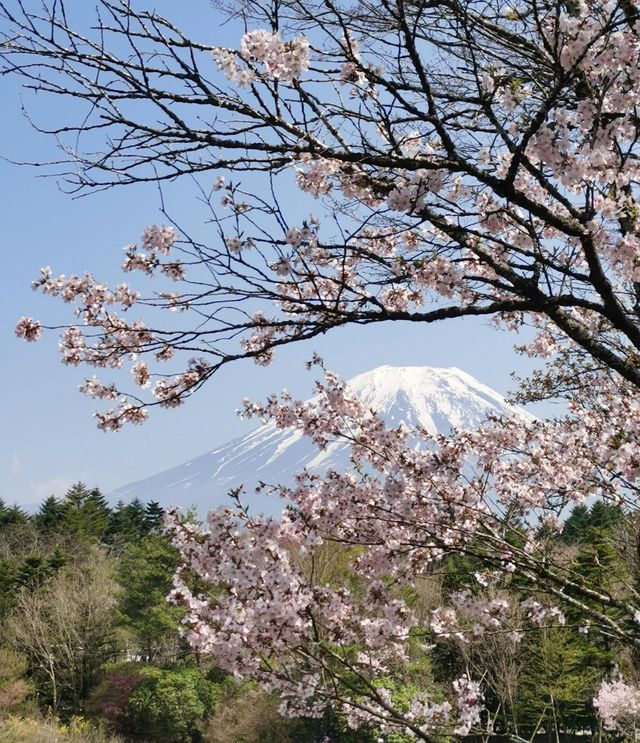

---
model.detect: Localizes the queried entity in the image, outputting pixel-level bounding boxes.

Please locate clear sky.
[1,1,551,508]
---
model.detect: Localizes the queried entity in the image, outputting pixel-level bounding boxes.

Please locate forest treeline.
[0,485,633,742]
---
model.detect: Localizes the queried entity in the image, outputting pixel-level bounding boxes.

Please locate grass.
[0,715,123,743]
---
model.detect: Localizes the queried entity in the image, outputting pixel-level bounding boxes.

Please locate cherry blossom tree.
[594,677,640,737]
[5,0,640,736]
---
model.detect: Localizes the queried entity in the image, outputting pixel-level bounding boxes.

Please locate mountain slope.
[107,366,531,514]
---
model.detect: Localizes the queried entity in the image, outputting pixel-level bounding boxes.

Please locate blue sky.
[1,1,549,507]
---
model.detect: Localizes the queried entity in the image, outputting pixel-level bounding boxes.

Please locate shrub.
[204,686,297,743]
[203,683,385,743]
[129,666,219,742]
[0,648,31,718]
[85,666,148,732]
[88,664,219,742]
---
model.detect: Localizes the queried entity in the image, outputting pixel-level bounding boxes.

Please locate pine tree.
[143,501,164,534]
[0,500,28,527]
[0,558,18,618]
[107,498,147,542]
[561,505,591,543]
[117,534,183,662]
[61,482,111,539]
[562,502,624,544]
[36,495,64,531]
[516,626,600,735]
[126,498,147,535]
[589,501,624,532]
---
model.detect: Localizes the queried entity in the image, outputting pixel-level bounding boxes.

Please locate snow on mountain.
[107,366,532,515]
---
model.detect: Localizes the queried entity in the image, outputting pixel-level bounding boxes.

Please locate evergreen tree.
[125,498,147,535]
[0,558,18,618]
[0,546,67,619]
[561,504,591,543]
[589,501,624,532]
[15,555,54,589]
[517,626,599,735]
[107,498,147,543]
[572,525,622,591]
[0,500,28,527]
[61,482,111,539]
[562,502,624,544]
[117,534,182,662]
[106,500,127,541]
[143,501,164,534]
[35,495,64,531]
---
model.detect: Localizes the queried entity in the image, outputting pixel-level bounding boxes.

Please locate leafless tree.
[2,0,640,424]
[6,548,121,712]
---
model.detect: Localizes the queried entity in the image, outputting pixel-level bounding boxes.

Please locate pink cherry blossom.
[15,316,41,342]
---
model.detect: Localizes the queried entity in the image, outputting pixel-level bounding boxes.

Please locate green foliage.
[561,504,591,543]
[0,558,18,618]
[92,663,222,743]
[60,483,111,540]
[0,480,638,741]
[562,501,624,543]
[107,499,166,545]
[0,500,28,527]
[130,668,218,742]
[572,527,621,589]
[0,546,67,621]
[14,550,67,589]
[144,500,165,533]
[107,498,146,543]
[35,496,65,531]
[516,626,600,735]
[117,534,182,659]
[590,501,624,531]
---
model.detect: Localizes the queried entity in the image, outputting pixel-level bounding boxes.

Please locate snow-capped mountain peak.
[107,366,530,514]
[347,365,526,434]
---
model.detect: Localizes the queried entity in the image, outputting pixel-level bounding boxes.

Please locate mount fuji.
[107,366,532,515]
